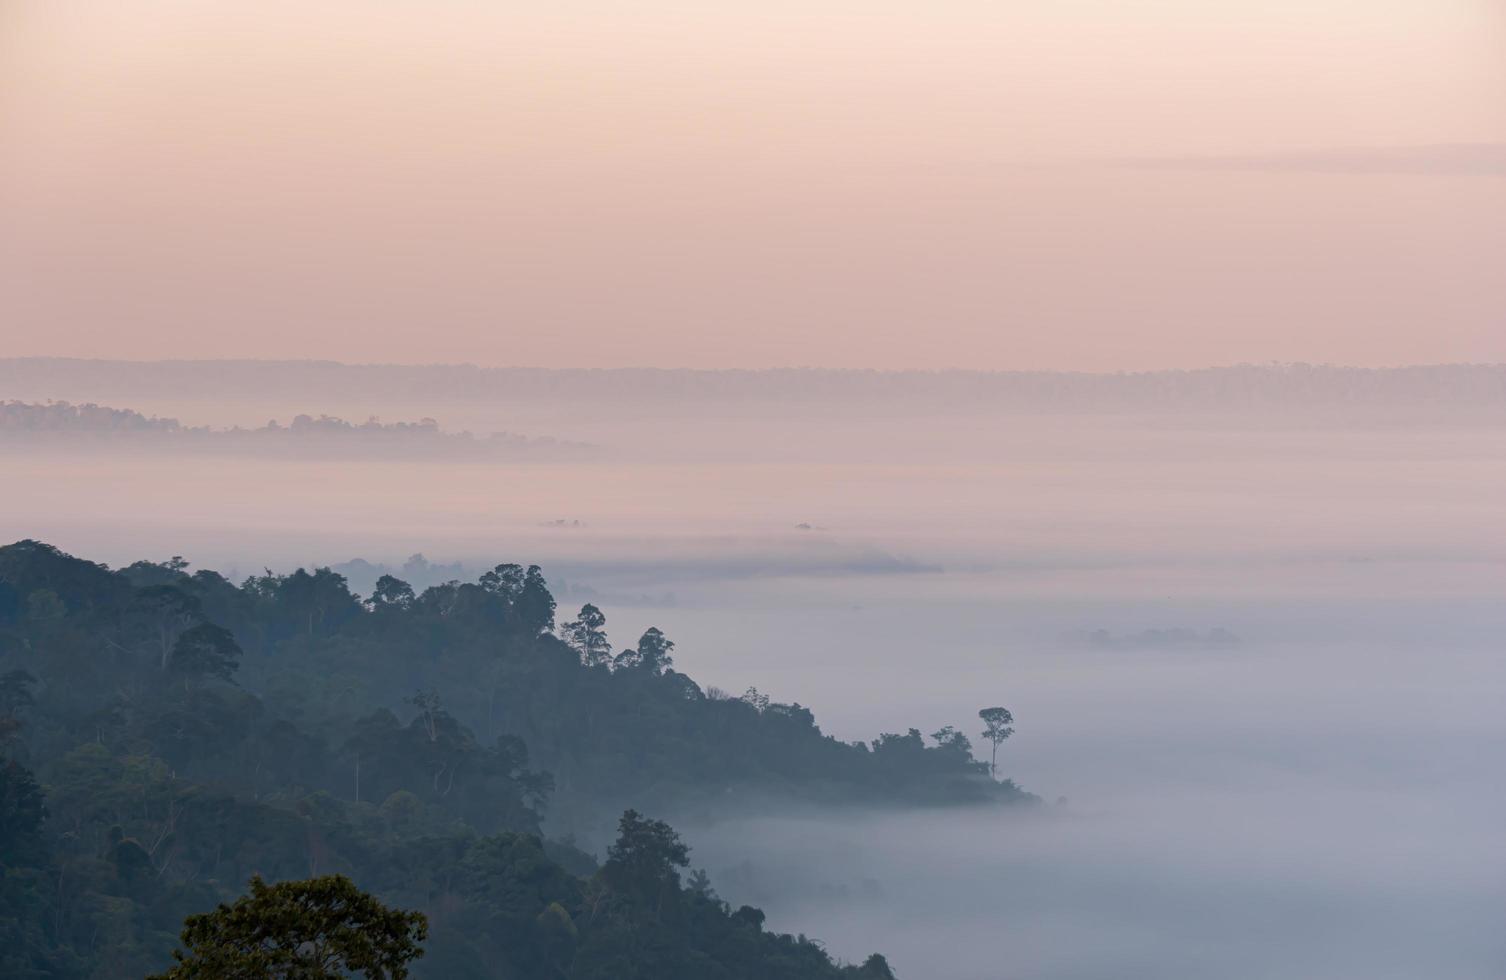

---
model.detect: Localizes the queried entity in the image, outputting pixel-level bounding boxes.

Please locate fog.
[2,364,1503,977]
[666,594,1505,978]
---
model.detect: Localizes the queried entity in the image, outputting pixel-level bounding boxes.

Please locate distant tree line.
[7,359,1506,416]
[0,401,588,458]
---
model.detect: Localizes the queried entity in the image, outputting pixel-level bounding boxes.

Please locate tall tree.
[516,565,555,635]
[149,874,427,980]
[978,706,1014,779]
[561,604,611,668]
[134,584,203,670]
[613,627,675,674]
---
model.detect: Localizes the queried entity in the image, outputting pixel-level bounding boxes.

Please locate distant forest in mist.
[4,359,1505,419]
[0,400,590,459]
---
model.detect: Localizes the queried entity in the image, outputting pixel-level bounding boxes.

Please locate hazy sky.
[3,1,1503,369]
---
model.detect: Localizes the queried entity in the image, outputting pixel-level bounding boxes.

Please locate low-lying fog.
[4,393,1503,978]
[656,590,1506,979]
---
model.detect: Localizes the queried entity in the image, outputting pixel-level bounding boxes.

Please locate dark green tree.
[601,809,690,907]
[149,874,427,980]
[168,623,242,687]
[367,576,415,612]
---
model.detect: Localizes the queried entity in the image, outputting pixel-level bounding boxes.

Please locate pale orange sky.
[2,0,1503,370]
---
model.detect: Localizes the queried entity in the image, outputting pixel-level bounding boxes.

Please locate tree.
[276,568,361,636]
[168,623,242,687]
[404,691,443,743]
[368,575,415,612]
[978,706,1014,779]
[134,584,204,670]
[516,565,555,635]
[601,809,690,906]
[149,874,428,980]
[613,627,675,674]
[852,953,898,979]
[477,563,525,601]
[561,604,611,668]
[930,725,973,755]
[686,867,716,900]
[0,759,47,868]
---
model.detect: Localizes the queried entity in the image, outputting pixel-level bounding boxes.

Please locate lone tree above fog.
[978,706,1014,778]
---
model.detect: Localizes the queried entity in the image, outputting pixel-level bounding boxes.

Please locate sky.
[2,0,1503,370]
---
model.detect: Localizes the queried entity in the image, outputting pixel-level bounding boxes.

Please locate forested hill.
[0,539,1023,978]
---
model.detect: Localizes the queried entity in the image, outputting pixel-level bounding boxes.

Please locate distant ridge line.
[6,356,1506,377]
[3,358,1504,414]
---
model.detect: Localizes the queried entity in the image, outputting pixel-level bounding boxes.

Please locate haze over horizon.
[10,354,1506,372]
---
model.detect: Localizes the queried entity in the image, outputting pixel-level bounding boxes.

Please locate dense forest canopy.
[0,539,1022,978]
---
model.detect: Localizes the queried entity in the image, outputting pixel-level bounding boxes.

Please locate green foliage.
[601,809,689,904]
[148,874,428,980]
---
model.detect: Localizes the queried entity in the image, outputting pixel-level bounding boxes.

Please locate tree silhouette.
[368,575,415,611]
[613,626,675,674]
[978,706,1014,779]
[561,604,611,667]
